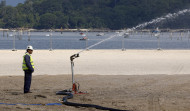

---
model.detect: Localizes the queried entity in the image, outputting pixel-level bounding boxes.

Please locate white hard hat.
[27,45,33,50]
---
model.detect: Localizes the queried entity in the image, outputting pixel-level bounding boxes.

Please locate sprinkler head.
[70,54,79,61]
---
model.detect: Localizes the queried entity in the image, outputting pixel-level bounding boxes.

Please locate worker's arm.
[24,55,34,72]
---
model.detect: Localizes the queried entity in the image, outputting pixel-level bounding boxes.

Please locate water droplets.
[131,8,190,30]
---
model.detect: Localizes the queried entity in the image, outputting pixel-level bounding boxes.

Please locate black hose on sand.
[56,90,132,111]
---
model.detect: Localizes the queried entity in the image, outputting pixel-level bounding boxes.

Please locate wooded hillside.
[0,0,190,29]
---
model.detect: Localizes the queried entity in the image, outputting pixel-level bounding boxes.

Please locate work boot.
[24,91,32,94]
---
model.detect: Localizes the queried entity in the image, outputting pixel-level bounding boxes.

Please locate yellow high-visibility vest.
[22,53,34,71]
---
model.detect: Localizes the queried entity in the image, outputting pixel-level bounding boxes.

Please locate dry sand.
[0,50,190,111]
[0,50,190,75]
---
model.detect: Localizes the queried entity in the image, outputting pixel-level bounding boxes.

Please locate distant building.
[1,0,6,7]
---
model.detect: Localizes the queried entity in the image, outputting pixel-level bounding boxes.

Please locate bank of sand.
[1,50,190,75]
[0,50,190,111]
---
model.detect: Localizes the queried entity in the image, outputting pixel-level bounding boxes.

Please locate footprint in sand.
[34,95,47,99]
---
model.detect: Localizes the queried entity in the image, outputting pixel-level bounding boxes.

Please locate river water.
[0,31,190,50]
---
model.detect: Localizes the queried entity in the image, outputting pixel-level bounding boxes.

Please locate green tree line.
[0,0,190,29]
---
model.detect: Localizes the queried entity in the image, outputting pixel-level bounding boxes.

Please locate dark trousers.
[24,71,32,93]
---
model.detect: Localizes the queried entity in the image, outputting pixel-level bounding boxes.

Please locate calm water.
[0,31,190,50]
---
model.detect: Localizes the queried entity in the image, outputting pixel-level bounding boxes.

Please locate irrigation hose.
[56,90,131,111]
[0,103,62,106]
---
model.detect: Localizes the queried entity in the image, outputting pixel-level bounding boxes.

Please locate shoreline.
[0,28,190,32]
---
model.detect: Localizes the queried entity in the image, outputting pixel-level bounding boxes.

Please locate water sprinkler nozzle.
[70,54,79,61]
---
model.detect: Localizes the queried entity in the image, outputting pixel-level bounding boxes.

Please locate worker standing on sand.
[22,45,34,94]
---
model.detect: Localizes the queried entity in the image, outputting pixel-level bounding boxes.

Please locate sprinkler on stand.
[70,54,81,94]
[56,53,87,96]
[57,54,128,111]
[70,54,87,94]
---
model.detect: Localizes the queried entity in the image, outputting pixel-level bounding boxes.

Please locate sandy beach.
[0,75,190,111]
[0,50,190,111]
[1,50,190,76]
